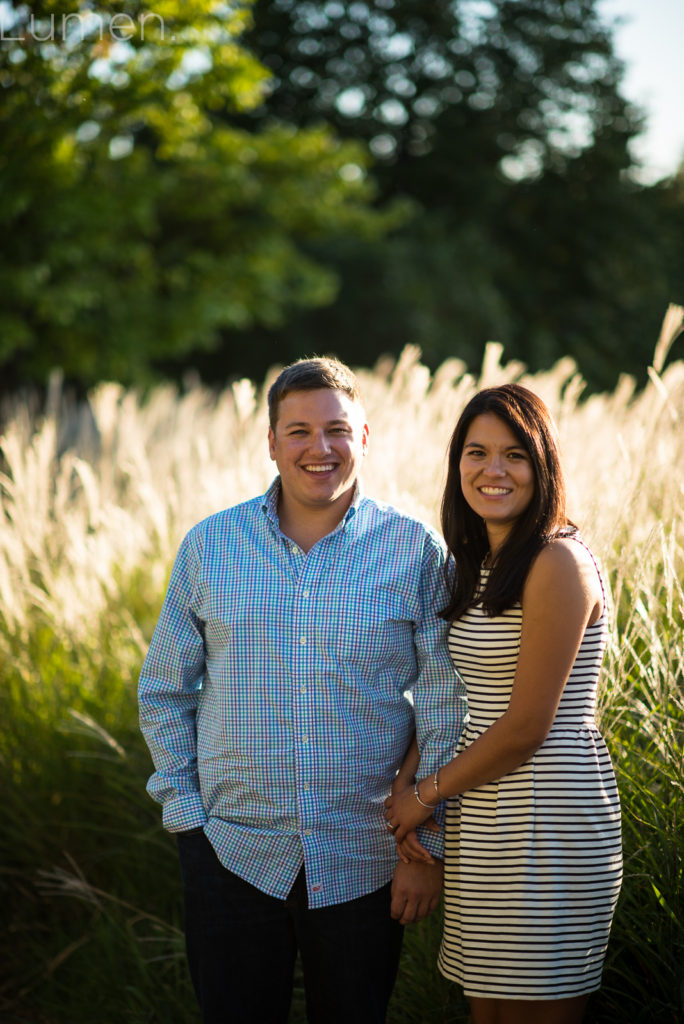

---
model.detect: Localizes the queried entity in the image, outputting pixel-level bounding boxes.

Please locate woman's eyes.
[464,449,527,460]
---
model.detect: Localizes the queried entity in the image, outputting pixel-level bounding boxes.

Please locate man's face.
[268,388,369,517]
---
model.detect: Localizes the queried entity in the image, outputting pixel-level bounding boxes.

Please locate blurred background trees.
[0,0,396,391]
[1,0,683,394]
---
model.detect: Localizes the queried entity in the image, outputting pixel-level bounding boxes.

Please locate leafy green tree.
[228,0,682,389]
[244,0,630,179]
[0,0,396,391]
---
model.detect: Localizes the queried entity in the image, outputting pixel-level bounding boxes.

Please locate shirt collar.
[261,477,363,532]
[261,477,282,526]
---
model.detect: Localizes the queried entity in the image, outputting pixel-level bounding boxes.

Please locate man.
[138,357,466,1024]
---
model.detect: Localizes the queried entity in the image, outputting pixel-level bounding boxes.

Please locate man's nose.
[309,430,332,454]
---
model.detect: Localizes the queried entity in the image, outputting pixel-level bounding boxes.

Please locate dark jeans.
[176,830,403,1024]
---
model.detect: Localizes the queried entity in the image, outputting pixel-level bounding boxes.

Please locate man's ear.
[268,427,276,461]
[362,422,370,454]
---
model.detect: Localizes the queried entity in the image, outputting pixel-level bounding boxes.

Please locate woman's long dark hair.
[440,383,573,621]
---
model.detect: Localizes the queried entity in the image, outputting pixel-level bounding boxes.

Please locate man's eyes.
[287,427,350,437]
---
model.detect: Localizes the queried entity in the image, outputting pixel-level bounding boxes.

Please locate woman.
[385,384,622,1024]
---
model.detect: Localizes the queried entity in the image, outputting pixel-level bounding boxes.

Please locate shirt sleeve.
[138,526,208,832]
[410,530,467,859]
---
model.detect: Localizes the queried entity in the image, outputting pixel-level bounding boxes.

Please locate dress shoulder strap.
[563,533,608,613]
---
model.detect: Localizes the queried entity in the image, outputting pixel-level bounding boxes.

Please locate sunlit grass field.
[1,308,682,1023]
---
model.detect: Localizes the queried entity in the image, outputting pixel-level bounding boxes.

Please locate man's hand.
[390,858,443,925]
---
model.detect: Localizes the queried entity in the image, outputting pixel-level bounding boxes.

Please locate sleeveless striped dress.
[438,545,622,999]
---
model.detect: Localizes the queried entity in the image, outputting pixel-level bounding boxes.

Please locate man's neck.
[278,496,353,553]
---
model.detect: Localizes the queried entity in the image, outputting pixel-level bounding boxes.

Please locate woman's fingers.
[394,823,410,843]
[423,815,441,833]
[398,832,434,864]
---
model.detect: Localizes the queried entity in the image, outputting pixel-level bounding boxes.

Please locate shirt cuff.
[416,810,445,859]
[161,792,208,833]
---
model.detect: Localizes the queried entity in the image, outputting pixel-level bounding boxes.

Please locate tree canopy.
[0,0,397,391]
[229,0,683,389]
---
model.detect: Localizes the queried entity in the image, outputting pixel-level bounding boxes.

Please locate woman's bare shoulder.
[535,535,595,572]
[525,536,602,614]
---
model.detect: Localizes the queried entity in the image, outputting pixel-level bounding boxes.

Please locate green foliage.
[246,0,631,172]
[3,0,683,395]
[0,608,193,1020]
[0,1,397,391]
[595,538,684,1022]
[220,0,684,391]
[389,910,468,1023]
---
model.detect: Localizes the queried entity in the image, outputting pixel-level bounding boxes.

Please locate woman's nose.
[484,454,506,475]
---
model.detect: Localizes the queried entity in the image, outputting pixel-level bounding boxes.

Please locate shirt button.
[300,686,306,694]
[302,735,308,744]
[300,636,307,645]
[302,590,310,598]
[303,782,310,791]
[303,829,312,836]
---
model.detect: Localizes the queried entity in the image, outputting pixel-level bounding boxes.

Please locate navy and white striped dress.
[438,546,622,999]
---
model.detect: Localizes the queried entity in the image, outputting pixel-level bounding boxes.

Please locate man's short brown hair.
[267,357,363,430]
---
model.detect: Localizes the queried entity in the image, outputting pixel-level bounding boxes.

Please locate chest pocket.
[329,586,415,665]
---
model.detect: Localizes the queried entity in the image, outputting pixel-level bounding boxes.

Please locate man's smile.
[303,463,336,473]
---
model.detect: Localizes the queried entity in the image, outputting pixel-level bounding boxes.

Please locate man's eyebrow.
[283,418,351,429]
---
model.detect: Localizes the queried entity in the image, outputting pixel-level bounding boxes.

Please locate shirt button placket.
[297,569,315,845]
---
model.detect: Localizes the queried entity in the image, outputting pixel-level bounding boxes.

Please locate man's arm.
[410,531,467,859]
[138,527,208,832]
[390,734,440,865]
[391,733,419,795]
[388,530,465,923]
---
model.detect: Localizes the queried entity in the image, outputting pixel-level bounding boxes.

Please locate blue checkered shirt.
[139,479,466,908]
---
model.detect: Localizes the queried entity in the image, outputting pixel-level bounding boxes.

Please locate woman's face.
[459,413,535,547]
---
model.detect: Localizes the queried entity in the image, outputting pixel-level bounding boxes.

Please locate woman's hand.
[384,781,436,844]
[395,821,441,864]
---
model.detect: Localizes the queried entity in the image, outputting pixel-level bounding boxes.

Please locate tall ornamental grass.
[1,307,682,1022]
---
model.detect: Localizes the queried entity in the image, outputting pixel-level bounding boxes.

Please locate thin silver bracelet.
[414,780,437,809]
[434,768,443,801]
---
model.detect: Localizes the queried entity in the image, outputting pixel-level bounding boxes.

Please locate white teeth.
[480,487,510,495]
[305,464,335,473]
